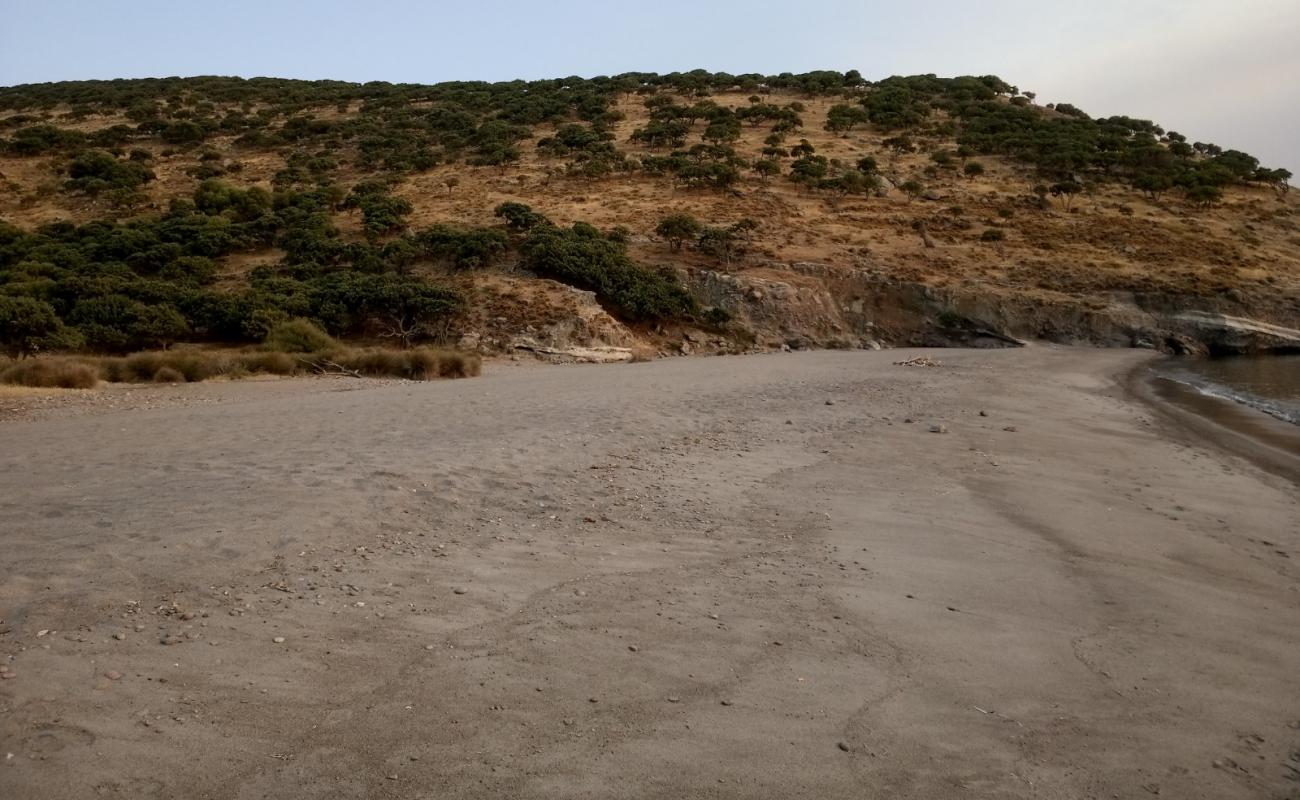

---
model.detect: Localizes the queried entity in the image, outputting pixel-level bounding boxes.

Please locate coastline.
[1125,358,1300,486]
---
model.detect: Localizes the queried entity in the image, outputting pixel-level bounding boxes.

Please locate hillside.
[2,71,1298,362]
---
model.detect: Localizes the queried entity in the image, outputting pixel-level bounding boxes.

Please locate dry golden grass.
[0,346,480,389]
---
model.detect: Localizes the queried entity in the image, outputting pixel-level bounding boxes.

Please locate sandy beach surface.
[1,347,1297,800]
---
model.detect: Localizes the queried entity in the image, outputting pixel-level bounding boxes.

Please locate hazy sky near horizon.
[2,0,1297,174]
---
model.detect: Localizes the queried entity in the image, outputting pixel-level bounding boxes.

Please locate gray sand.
[1,347,1297,799]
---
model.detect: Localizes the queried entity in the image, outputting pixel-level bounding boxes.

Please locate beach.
[1,346,1297,799]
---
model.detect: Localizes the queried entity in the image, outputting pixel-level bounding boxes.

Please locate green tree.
[655,213,702,251]
[0,296,69,358]
[963,161,985,180]
[753,158,782,182]
[824,104,869,135]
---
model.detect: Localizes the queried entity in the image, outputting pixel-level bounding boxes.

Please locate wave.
[1158,372,1300,426]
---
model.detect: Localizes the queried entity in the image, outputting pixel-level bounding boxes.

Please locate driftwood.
[894,356,942,367]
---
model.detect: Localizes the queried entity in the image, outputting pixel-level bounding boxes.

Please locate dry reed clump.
[329,348,481,379]
[1,347,480,388]
[0,358,99,389]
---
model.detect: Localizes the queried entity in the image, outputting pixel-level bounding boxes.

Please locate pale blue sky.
[2,0,1297,173]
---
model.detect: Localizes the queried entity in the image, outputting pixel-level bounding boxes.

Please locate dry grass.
[329,348,481,379]
[0,347,480,389]
[0,359,99,389]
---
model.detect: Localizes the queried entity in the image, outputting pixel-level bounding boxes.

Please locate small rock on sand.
[453,587,468,595]
[272,636,286,644]
[929,424,948,433]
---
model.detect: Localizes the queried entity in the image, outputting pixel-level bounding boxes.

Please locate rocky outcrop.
[1164,312,1300,355]
[682,261,1300,356]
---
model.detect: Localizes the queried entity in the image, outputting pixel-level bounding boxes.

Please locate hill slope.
[1,71,1297,360]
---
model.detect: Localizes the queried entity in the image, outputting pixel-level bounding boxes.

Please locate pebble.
[824,400,834,406]
[837,741,852,752]
[667,696,680,703]
[272,636,286,644]
[627,645,639,652]
[929,424,948,434]
[720,699,733,706]
[104,670,122,681]
[1003,425,1018,432]
[113,633,126,641]
[453,587,468,595]
[424,645,435,651]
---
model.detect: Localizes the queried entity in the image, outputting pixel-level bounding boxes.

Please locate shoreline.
[1124,358,1300,486]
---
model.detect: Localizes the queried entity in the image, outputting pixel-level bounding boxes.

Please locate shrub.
[263,318,337,353]
[327,347,480,379]
[980,228,1005,242]
[153,366,184,383]
[520,223,696,321]
[0,358,99,389]
[240,351,297,375]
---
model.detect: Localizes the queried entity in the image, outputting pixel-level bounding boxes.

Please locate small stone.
[667,696,680,703]
[720,699,733,706]
[0,672,14,680]
[929,423,947,433]
[627,645,639,652]
[903,418,914,424]
[272,636,286,644]
[113,633,126,641]
[588,697,598,703]
[1002,425,1018,432]
[837,741,852,752]
[386,775,397,781]
[104,670,122,681]
[978,410,988,417]
[771,640,783,646]
[707,613,719,620]
[452,587,467,595]
[825,400,834,406]
[424,645,435,651]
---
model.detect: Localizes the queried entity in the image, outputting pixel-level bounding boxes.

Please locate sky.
[2,0,1297,174]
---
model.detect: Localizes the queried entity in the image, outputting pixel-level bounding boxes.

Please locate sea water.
[1153,354,1300,426]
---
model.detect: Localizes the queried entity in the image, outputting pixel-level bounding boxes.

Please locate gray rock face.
[1167,312,1300,354]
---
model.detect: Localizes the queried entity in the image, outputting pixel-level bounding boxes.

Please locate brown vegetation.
[0,346,479,388]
